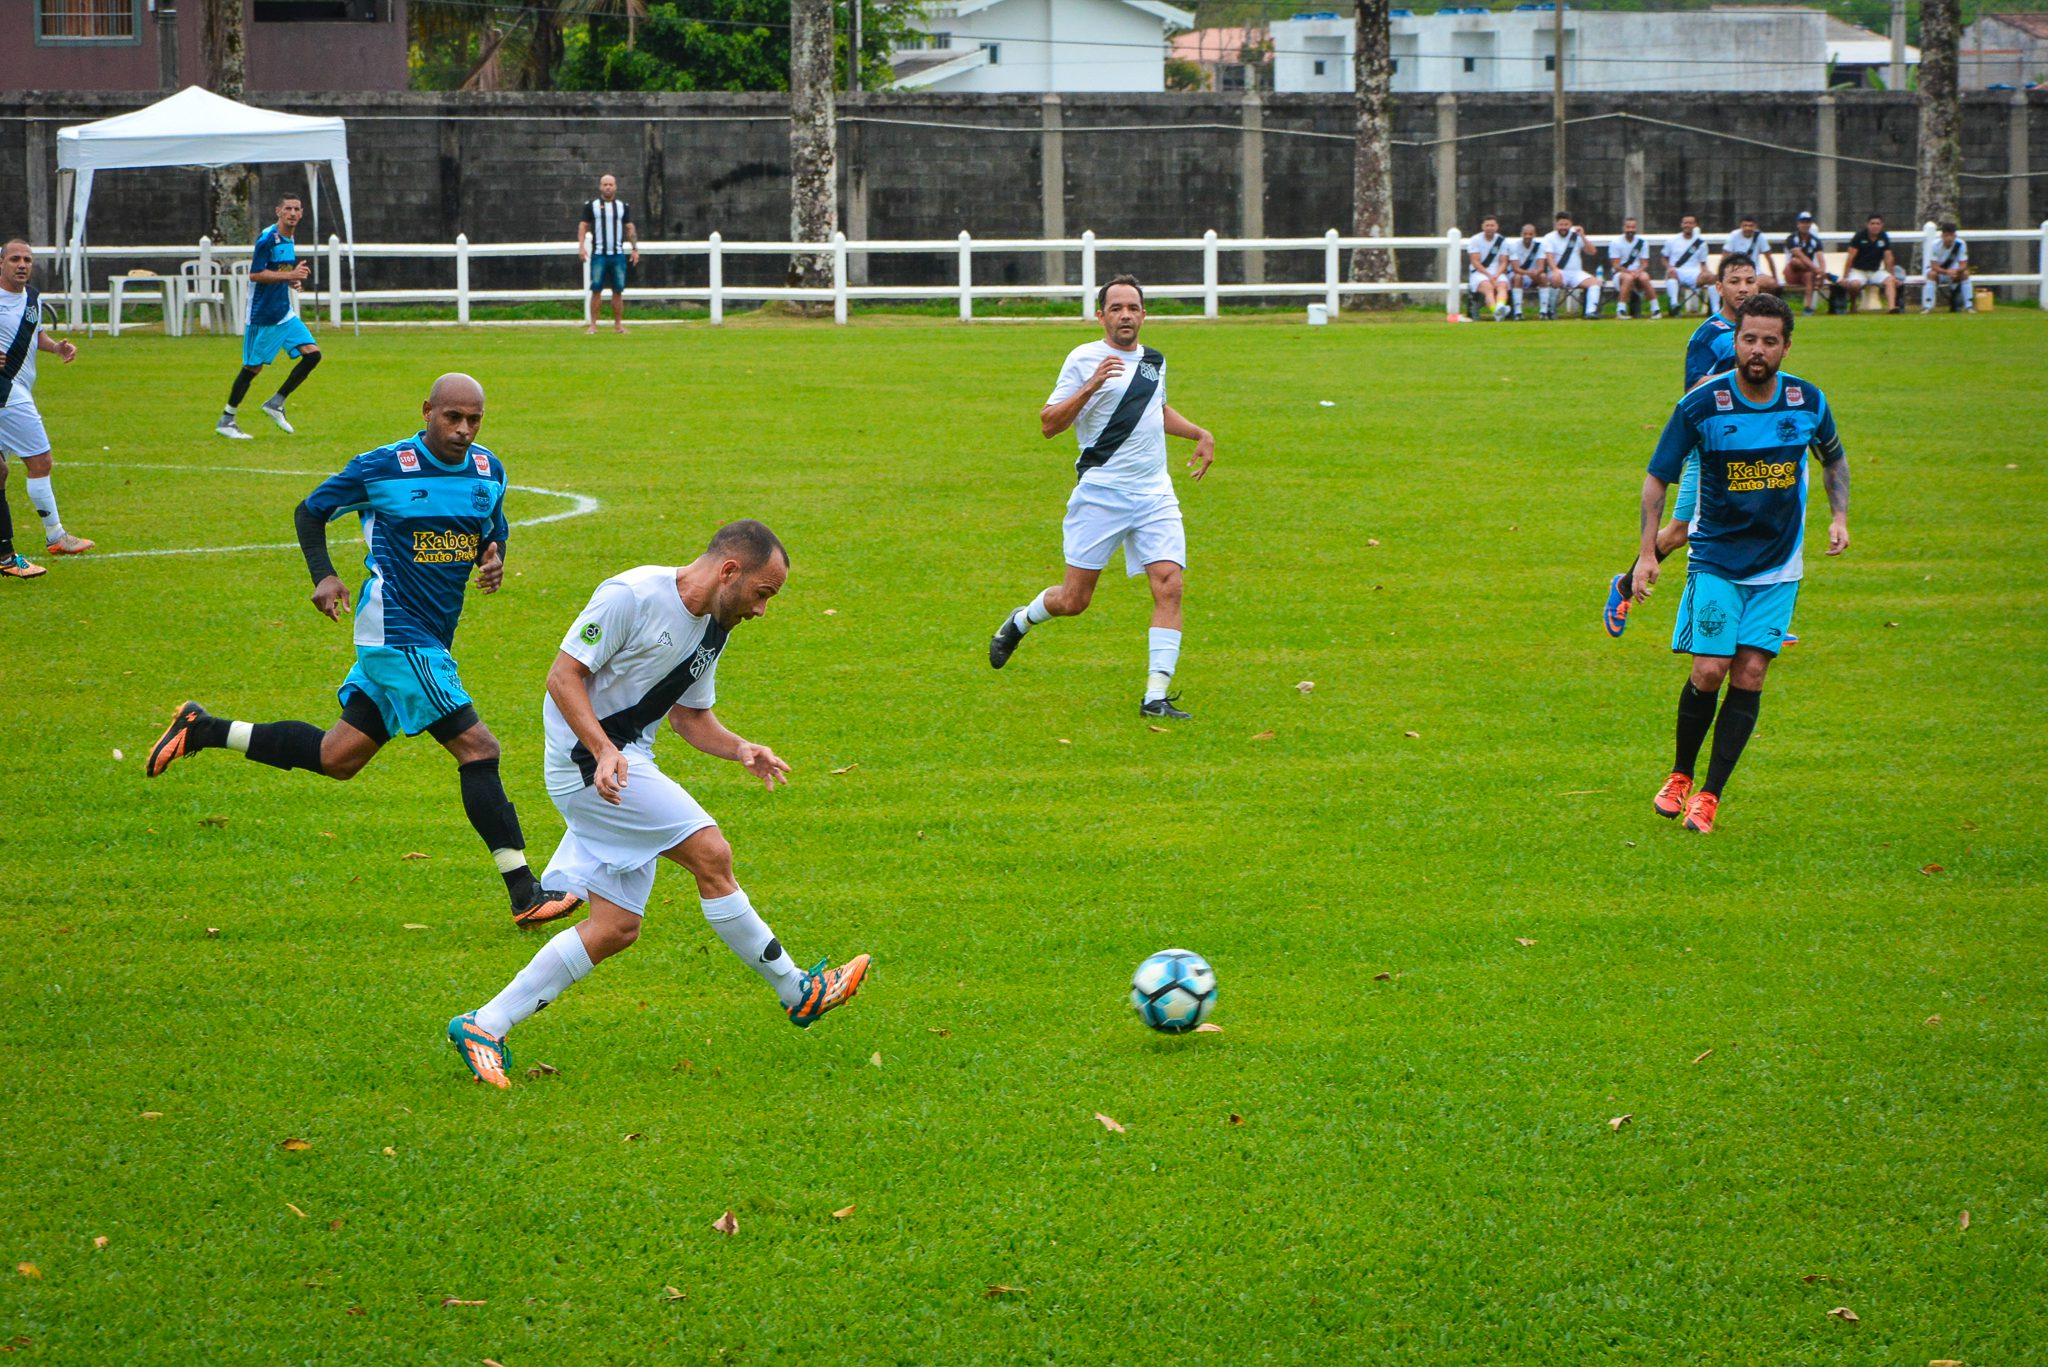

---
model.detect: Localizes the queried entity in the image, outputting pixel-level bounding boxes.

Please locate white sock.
[1514,287,1525,316]
[225,720,253,754]
[24,476,62,541]
[1145,627,1182,701]
[1540,287,1555,313]
[476,925,594,1038]
[1922,280,1935,308]
[1012,590,1053,636]
[1585,283,1602,314]
[702,887,803,1008]
[1666,280,1678,311]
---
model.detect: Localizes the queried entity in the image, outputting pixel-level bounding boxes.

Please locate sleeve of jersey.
[1683,336,1713,390]
[1811,401,1845,465]
[1647,402,1696,482]
[677,653,717,711]
[559,580,634,673]
[578,203,593,224]
[1045,355,1085,407]
[489,470,511,547]
[251,233,273,275]
[302,455,372,522]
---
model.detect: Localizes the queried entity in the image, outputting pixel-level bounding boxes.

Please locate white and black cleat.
[216,414,253,440]
[1139,693,1191,721]
[989,612,1026,669]
[260,397,295,434]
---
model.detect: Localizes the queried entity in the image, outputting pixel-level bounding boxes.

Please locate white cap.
[1796,210,1814,221]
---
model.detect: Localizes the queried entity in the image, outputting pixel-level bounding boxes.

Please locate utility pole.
[1552,3,1567,209]
[1889,0,1906,89]
[848,0,863,92]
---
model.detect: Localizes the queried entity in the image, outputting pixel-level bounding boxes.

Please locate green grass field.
[3,310,2043,1365]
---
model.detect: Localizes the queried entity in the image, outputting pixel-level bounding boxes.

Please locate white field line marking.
[64,461,599,560]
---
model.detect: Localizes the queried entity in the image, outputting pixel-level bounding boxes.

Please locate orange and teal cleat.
[1781,633,1800,647]
[1681,790,1719,834]
[786,954,870,1029]
[511,887,583,929]
[1653,772,1693,819]
[146,701,211,777]
[447,1012,512,1088]
[0,553,46,579]
[1603,572,1632,637]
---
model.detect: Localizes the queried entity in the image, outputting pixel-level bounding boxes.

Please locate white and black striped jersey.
[1540,228,1589,272]
[1465,232,1510,273]
[1722,229,1772,262]
[1662,231,1710,271]
[1511,237,1545,272]
[581,197,633,256]
[1608,234,1650,272]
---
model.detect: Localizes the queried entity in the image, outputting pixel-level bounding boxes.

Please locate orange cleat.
[46,533,95,555]
[1681,790,1719,834]
[147,701,212,777]
[787,953,870,1028]
[447,1012,511,1088]
[1653,772,1693,819]
[1,553,46,579]
[511,888,583,928]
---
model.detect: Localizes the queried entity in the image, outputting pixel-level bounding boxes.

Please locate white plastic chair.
[108,271,175,337]
[178,260,232,333]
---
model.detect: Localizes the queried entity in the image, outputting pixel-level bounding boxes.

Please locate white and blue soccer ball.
[1130,948,1217,1034]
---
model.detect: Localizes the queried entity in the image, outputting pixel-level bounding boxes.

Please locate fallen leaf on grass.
[1557,789,1608,797]
[439,1297,485,1308]
[527,1062,560,1076]
[823,608,838,616]
[1884,621,1900,629]
[623,1132,646,1143]
[712,1210,738,1236]
[1094,1113,1126,1134]
[1932,1361,1963,1367]
[1366,538,1381,547]
[285,1203,308,1219]
[830,762,860,776]
[870,1052,883,1067]
[1403,730,1420,739]
[832,1204,857,1220]
[673,1059,694,1072]
[985,1285,1028,1298]
[199,815,229,828]
[1057,738,1071,745]
[111,748,124,761]
[1228,1113,1244,1126]
[330,1219,345,1231]
[927,1028,951,1038]
[1826,1307,1859,1324]
[661,1286,688,1301]
[1959,1210,1970,1231]
[140,1111,162,1120]
[485,1360,508,1367]
[1608,1114,1633,1131]
[1250,730,1276,741]
[345,1306,365,1317]
[382,1146,396,1156]
[1194,1022,1223,1033]
[1296,680,1315,694]
[1924,1015,1942,1027]
[1920,863,1944,875]
[319,831,335,839]
[1692,1049,1714,1065]
[205,927,220,938]
[1515,938,1537,947]
[1147,725,1169,733]
[1801,1273,1837,1284]
[15,1265,38,1280]
[402,851,430,861]
[280,1137,312,1151]
[1373,971,1392,981]
[401,924,430,931]
[92,1237,108,1250]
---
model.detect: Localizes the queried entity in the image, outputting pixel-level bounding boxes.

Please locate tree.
[786,0,836,296]
[202,0,253,245]
[555,0,913,92]
[1915,0,1962,227]
[1348,0,1396,309]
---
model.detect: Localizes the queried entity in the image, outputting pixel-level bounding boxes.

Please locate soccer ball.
[1130,948,1217,1033]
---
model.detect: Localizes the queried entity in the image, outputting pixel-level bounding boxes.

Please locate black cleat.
[511,886,583,928]
[147,701,212,777]
[989,612,1026,669]
[1139,693,1191,720]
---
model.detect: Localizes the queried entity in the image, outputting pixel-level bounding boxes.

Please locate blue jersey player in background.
[217,193,323,441]
[1603,254,1760,638]
[153,374,582,928]
[1627,294,1850,835]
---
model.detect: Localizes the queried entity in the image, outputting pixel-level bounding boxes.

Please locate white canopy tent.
[55,86,358,332]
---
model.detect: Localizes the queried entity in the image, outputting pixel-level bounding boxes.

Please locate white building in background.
[891,0,1197,93]
[1273,6,1829,94]
[1821,14,1921,87]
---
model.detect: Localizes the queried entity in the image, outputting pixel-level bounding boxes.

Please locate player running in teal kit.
[1628,294,1849,834]
[151,373,581,927]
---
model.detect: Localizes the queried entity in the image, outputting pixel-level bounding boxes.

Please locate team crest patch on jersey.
[472,452,490,475]
[397,450,420,472]
[1786,385,1804,406]
[1777,417,1801,442]
[1714,389,1734,411]
[581,622,602,644]
[470,482,495,514]
[1137,361,1160,382]
[691,644,719,675]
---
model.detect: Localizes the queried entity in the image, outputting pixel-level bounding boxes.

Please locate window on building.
[1544,54,1556,71]
[980,41,1001,64]
[254,0,381,18]
[1313,59,1326,76]
[1221,62,1247,90]
[35,0,140,42]
[932,30,952,49]
[1462,55,1476,72]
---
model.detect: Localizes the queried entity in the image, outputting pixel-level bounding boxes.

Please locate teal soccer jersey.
[247,224,298,328]
[1648,372,1844,586]
[1683,314,1735,391]
[302,433,510,651]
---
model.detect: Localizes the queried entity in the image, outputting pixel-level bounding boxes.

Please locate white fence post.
[833,231,849,325]
[1444,227,1462,319]
[957,231,974,321]
[455,233,471,325]
[1324,229,1340,315]
[2038,219,2047,310]
[327,234,342,327]
[708,232,724,325]
[1203,229,1219,318]
[1079,230,1096,319]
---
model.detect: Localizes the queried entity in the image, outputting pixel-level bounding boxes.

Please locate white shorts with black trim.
[1063,482,1185,577]
[0,403,53,458]
[1468,270,1508,292]
[1668,263,1708,289]
[1554,266,1598,290]
[541,760,717,916]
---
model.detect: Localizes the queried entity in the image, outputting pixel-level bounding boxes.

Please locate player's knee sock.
[1702,686,1761,796]
[1674,681,1719,778]
[476,925,594,1038]
[273,351,321,401]
[1012,590,1053,635]
[231,720,327,773]
[701,887,803,1008]
[1145,627,1182,702]
[457,758,535,903]
[23,475,63,542]
[1540,287,1555,314]
[0,483,14,559]
[226,366,260,412]
[1585,283,1602,315]
[1514,287,1526,316]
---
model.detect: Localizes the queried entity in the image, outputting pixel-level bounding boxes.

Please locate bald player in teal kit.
[1629,293,1849,835]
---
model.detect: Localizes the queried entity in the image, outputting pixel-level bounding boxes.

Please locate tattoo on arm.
[1822,458,1849,517]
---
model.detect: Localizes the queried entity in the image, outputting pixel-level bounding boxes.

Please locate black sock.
[458,759,531,902]
[1674,681,1719,777]
[245,720,327,773]
[227,366,260,409]
[1703,686,1762,796]
[0,484,12,559]
[187,713,231,749]
[273,351,321,401]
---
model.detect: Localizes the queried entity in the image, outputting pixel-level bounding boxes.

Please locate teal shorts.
[1672,450,1701,524]
[1672,571,1799,658]
[244,316,316,368]
[338,645,474,738]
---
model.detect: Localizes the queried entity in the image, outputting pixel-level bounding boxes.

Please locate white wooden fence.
[39,223,2048,330]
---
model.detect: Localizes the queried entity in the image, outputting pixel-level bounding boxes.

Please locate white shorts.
[1554,267,1598,290]
[1468,270,1507,292]
[1669,264,1707,289]
[1843,268,1900,288]
[541,761,717,916]
[1063,482,1185,577]
[0,403,52,458]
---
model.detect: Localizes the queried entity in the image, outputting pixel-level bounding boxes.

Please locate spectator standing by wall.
[579,175,639,335]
